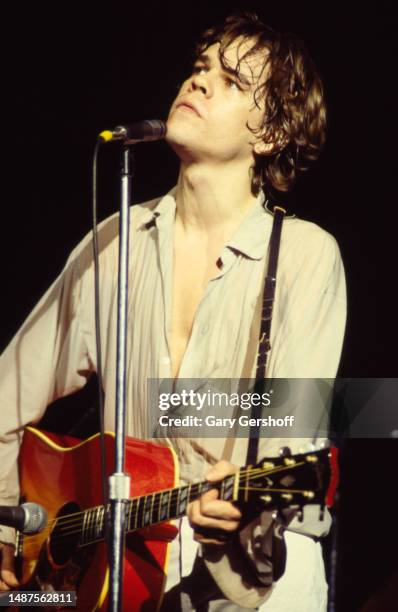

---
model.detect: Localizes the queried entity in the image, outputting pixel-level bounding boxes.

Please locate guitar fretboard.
[79,475,236,547]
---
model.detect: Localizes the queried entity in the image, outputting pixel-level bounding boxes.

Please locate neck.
[175,160,258,236]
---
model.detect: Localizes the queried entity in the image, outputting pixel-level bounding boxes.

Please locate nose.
[188,72,212,97]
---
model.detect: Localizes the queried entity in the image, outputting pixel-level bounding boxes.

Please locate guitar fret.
[89,508,95,542]
[81,509,88,545]
[191,482,207,505]
[159,490,170,521]
[94,507,102,540]
[92,508,96,540]
[85,509,92,543]
[158,492,162,522]
[221,476,235,501]
[99,506,105,539]
[177,486,188,516]
[167,489,172,519]
[176,488,181,517]
[142,495,153,527]
[169,489,178,520]
[151,491,162,523]
[92,508,97,540]
[134,497,141,529]
[127,499,133,532]
[87,508,93,543]
[133,499,138,530]
[150,493,157,525]
[124,499,136,533]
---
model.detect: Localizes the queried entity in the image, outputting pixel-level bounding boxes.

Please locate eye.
[225,77,242,91]
[192,64,207,76]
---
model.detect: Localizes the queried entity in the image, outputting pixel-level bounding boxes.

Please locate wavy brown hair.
[195,12,327,196]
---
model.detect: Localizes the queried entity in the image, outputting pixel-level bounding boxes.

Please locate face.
[166,39,270,165]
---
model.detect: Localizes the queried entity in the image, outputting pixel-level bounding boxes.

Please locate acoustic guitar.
[13,427,338,611]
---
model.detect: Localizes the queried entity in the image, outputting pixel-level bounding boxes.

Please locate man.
[0,12,346,611]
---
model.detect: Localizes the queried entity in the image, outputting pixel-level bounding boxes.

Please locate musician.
[0,12,346,611]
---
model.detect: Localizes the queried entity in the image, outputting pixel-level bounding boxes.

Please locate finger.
[187,490,218,523]
[197,489,241,521]
[0,546,17,573]
[206,461,237,482]
[0,544,19,588]
[0,569,19,588]
[0,576,13,591]
[199,498,242,521]
[188,500,240,531]
[188,496,241,524]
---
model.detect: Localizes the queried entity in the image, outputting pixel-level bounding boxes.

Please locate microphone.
[99,120,167,144]
[0,503,48,535]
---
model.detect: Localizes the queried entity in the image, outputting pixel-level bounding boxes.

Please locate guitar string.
[20,466,261,539]
[21,480,317,555]
[22,484,315,553]
[24,461,309,533]
[21,461,318,551]
[22,490,318,553]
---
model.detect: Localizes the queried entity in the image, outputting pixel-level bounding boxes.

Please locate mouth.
[176,101,201,117]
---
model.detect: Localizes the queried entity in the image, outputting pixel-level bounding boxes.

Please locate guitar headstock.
[236,446,339,513]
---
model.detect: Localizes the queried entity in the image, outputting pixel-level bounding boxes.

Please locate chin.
[166,117,197,153]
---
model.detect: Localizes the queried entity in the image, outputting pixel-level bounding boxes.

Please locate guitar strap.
[245,204,286,466]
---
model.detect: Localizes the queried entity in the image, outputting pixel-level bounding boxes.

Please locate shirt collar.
[224,191,272,261]
[141,186,272,261]
[139,187,177,230]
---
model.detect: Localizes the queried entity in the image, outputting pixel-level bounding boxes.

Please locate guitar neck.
[79,474,236,547]
[75,446,335,548]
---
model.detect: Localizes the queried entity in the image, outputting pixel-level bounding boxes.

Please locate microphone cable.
[91,140,111,551]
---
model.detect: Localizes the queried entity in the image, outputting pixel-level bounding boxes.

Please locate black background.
[2,2,397,610]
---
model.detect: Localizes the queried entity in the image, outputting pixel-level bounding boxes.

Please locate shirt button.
[162,356,171,365]
[201,325,209,335]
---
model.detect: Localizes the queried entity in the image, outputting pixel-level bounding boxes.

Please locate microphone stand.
[108,145,133,612]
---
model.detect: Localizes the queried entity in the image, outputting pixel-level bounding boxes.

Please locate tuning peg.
[279,446,292,457]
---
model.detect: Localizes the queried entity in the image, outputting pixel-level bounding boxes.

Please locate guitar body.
[18,427,179,611]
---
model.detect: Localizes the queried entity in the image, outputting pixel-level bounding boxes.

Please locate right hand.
[0,543,19,591]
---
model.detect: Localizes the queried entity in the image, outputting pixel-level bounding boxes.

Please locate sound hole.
[48,502,81,566]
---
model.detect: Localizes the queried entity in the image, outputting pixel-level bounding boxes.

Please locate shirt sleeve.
[262,228,346,536]
[203,227,347,606]
[267,226,347,379]
[0,241,95,545]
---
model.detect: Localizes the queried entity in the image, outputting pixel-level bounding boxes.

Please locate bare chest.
[169,240,221,379]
